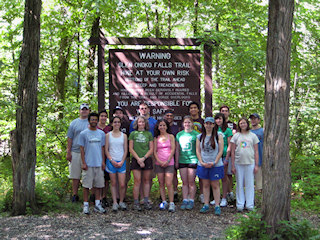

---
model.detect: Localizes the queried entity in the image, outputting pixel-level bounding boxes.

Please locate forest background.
[0,0,319,215]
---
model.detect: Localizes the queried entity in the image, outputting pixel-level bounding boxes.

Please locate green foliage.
[274,218,320,240]
[225,211,270,240]
[291,155,320,212]
[225,211,320,240]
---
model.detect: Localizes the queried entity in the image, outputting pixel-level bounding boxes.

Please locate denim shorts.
[196,165,224,181]
[106,159,126,174]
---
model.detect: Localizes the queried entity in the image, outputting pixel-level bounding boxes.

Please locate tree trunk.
[11,0,42,216]
[262,0,294,235]
[56,33,71,119]
[86,17,100,100]
[193,0,198,36]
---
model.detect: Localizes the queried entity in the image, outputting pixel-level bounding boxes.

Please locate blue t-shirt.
[250,128,264,166]
[67,118,89,153]
[79,129,106,167]
[129,116,157,137]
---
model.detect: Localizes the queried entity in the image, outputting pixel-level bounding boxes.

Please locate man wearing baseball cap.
[249,113,264,192]
[66,103,90,202]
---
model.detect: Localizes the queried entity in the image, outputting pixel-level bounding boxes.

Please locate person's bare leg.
[165,173,174,203]
[211,180,221,206]
[109,173,118,204]
[187,168,197,200]
[158,172,166,201]
[118,173,126,202]
[132,170,142,200]
[179,168,189,200]
[72,179,80,196]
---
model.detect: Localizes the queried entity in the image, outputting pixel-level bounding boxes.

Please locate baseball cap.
[80,103,89,110]
[113,106,124,114]
[204,117,215,123]
[249,113,260,119]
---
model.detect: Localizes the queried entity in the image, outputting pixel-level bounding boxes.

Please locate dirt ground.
[1,197,319,239]
[0,201,239,240]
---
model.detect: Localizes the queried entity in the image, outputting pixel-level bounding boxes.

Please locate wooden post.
[204,43,213,117]
[97,31,105,112]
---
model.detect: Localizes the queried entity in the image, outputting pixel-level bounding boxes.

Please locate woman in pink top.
[154,120,176,212]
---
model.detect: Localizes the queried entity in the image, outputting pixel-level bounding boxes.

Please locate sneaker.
[199,194,204,204]
[140,199,153,205]
[119,202,127,210]
[159,201,168,210]
[133,203,142,211]
[210,200,215,205]
[72,195,79,203]
[168,203,175,212]
[237,208,244,212]
[144,201,152,210]
[246,207,254,212]
[215,206,221,216]
[220,198,227,207]
[112,203,119,212]
[180,200,188,210]
[186,201,194,210]
[200,204,209,213]
[174,193,179,202]
[83,205,90,214]
[94,204,106,214]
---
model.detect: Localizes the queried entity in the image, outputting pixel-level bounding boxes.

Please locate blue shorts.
[196,165,224,181]
[106,159,126,174]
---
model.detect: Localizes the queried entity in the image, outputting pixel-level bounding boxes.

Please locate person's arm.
[80,146,87,170]
[101,145,106,170]
[119,134,128,167]
[129,139,141,161]
[253,143,259,174]
[66,137,73,162]
[196,138,205,167]
[144,140,154,160]
[231,142,236,174]
[214,135,224,165]
[167,134,176,163]
[153,137,163,165]
[225,136,232,163]
[175,140,180,169]
[105,133,117,167]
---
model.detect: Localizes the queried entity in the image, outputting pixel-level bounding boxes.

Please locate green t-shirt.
[176,130,198,164]
[129,130,153,158]
[218,127,233,157]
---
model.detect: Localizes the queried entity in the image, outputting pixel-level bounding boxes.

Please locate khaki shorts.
[255,166,262,190]
[69,152,82,179]
[82,167,105,189]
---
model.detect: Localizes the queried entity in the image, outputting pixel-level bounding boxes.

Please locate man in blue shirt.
[79,112,106,214]
[129,102,157,136]
[249,113,264,191]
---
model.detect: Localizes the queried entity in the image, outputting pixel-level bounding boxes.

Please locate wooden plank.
[204,43,213,117]
[89,36,205,46]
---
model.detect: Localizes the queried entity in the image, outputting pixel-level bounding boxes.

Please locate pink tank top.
[156,137,174,165]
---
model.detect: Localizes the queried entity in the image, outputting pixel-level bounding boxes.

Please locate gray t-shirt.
[197,133,223,167]
[67,118,89,153]
[79,129,106,167]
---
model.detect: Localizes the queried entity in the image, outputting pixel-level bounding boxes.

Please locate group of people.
[66,102,264,215]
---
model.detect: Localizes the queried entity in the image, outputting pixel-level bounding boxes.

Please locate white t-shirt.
[230,132,259,165]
